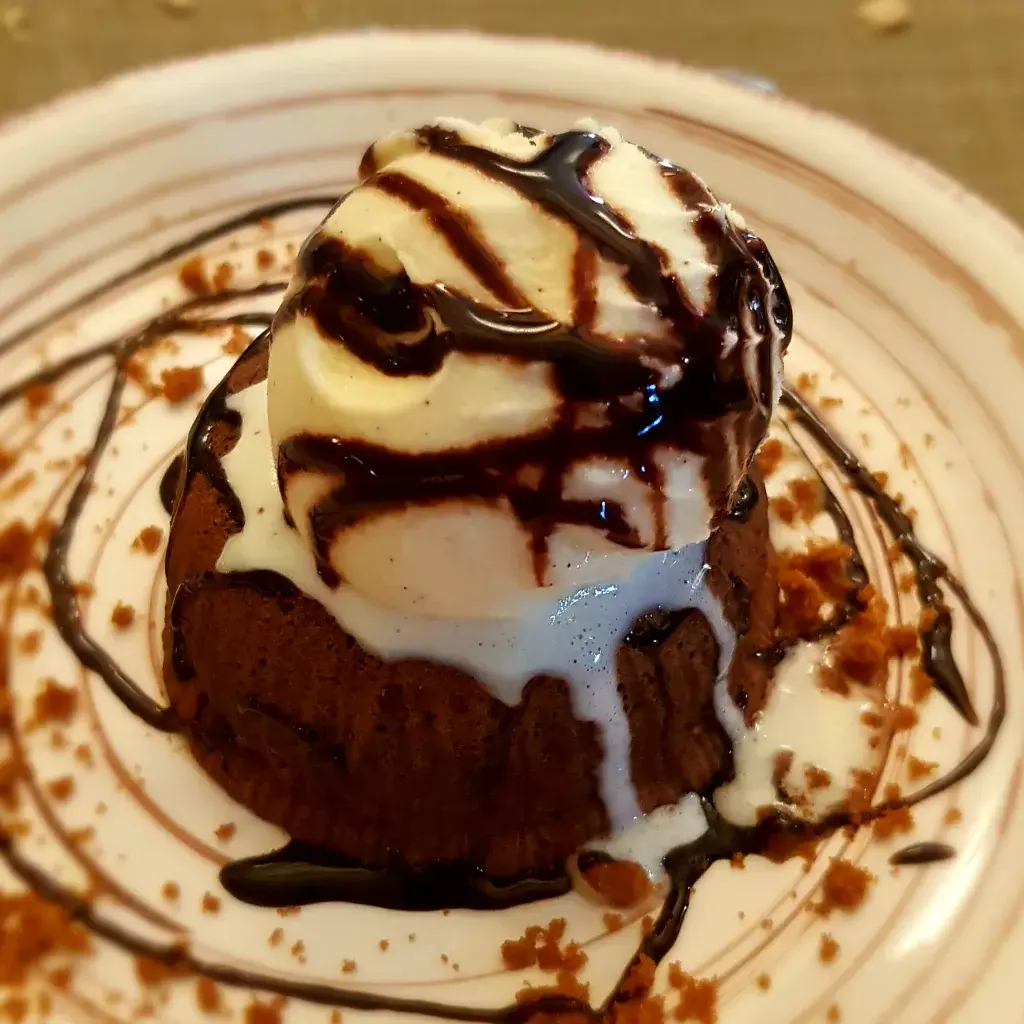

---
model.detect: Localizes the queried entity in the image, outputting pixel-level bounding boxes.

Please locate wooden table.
[0,0,1021,223]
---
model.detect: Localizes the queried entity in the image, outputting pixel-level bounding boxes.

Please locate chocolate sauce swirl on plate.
[889,841,957,866]
[0,173,1006,1018]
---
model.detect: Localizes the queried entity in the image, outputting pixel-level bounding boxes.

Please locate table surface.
[0,0,1021,225]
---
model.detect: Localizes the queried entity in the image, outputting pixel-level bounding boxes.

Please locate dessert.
[0,105,1007,1024]
[162,118,792,882]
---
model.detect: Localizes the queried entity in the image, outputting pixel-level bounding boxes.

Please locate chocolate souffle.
[163,119,792,881]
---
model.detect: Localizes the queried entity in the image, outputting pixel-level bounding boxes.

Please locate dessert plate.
[0,30,1022,1024]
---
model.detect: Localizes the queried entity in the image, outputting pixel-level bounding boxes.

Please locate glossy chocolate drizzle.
[220,841,570,912]
[781,386,979,726]
[0,294,281,731]
[278,126,793,588]
[889,841,956,866]
[159,452,185,517]
[0,185,1005,1018]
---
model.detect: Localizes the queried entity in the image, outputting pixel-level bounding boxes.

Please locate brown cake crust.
[163,345,777,877]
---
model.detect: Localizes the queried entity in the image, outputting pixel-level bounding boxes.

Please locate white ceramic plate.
[0,30,1022,1024]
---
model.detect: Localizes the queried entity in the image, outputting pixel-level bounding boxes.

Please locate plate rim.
[0,27,1022,289]
[0,26,1022,1024]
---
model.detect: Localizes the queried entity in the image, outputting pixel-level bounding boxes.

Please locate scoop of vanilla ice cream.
[267,117,789,618]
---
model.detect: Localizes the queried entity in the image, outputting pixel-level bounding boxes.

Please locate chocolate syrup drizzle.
[158,453,185,517]
[220,841,570,912]
[0,180,1006,1016]
[781,387,979,726]
[0,292,282,731]
[277,126,793,589]
[889,841,957,866]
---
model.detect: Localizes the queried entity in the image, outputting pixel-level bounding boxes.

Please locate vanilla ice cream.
[268,117,791,618]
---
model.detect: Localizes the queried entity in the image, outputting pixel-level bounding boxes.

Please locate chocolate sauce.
[781,386,980,725]
[0,198,332,732]
[280,125,793,586]
[279,427,645,588]
[0,179,1006,1021]
[159,452,185,517]
[220,841,570,911]
[0,198,337,362]
[374,171,528,308]
[726,475,759,522]
[889,841,956,866]
[179,326,272,532]
[753,457,870,669]
[0,833,582,1024]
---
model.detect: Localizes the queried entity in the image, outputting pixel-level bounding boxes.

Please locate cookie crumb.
[579,858,653,907]
[756,973,771,991]
[196,977,222,1014]
[244,1000,284,1024]
[132,526,164,554]
[111,602,135,630]
[211,262,234,292]
[214,822,236,842]
[22,382,52,414]
[268,928,284,948]
[602,912,624,933]
[872,803,913,840]
[162,882,180,902]
[341,959,357,974]
[756,438,785,477]
[276,905,301,918]
[826,1005,842,1023]
[667,963,719,1024]
[0,521,34,582]
[0,891,89,985]
[222,327,250,356]
[378,939,390,952]
[72,822,99,842]
[501,919,587,975]
[45,776,75,802]
[34,679,78,725]
[178,256,210,293]
[819,933,840,964]
[858,0,912,33]
[201,893,221,915]
[815,858,874,916]
[74,744,94,768]
[16,631,41,656]
[0,995,28,1022]
[134,953,191,987]
[160,366,203,403]
[944,807,962,826]
[291,941,306,964]
[907,755,937,781]
[256,249,276,270]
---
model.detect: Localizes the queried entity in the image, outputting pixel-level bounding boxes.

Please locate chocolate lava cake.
[162,117,790,880]
[163,335,777,877]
